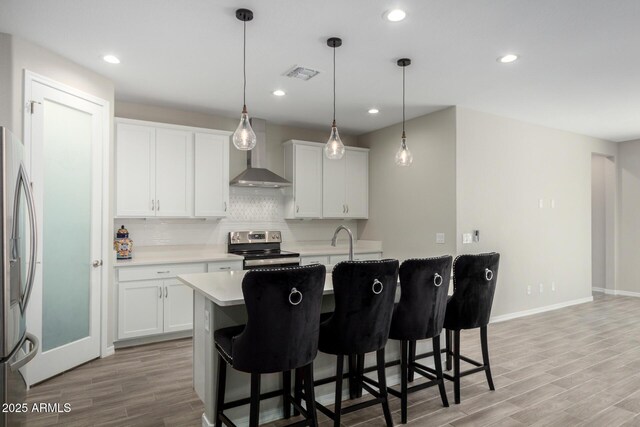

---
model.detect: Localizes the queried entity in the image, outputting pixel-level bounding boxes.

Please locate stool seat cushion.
[214,325,246,365]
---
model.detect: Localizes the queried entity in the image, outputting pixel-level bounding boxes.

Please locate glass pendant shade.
[395,135,413,166]
[232,107,257,150]
[325,121,345,160]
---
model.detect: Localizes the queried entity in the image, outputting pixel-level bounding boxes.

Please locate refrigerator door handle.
[9,333,39,372]
[15,164,38,312]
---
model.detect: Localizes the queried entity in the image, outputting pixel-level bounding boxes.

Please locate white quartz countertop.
[114,246,242,267]
[178,271,336,307]
[114,240,383,267]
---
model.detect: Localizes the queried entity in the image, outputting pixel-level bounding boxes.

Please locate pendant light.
[325,37,345,160]
[232,8,257,151]
[395,58,413,166]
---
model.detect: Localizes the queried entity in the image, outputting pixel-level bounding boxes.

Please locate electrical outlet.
[436,233,445,244]
[551,282,556,291]
[462,233,472,244]
[539,199,544,209]
[527,285,532,295]
[539,283,544,293]
[551,199,556,209]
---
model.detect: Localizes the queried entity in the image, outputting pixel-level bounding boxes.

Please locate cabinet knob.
[224,202,227,212]
[157,200,160,211]
[159,288,162,299]
[346,204,349,214]
[151,199,155,211]
[219,266,231,270]
[165,286,168,298]
[296,205,299,213]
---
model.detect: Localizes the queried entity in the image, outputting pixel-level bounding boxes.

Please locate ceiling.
[1,0,639,141]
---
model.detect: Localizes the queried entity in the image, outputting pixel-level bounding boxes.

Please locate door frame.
[23,70,112,361]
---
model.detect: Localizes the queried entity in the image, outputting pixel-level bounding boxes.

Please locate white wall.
[356,107,457,261]
[617,139,640,294]
[456,107,617,317]
[591,155,606,289]
[0,33,12,129]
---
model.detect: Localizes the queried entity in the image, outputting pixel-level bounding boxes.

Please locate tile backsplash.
[116,187,358,246]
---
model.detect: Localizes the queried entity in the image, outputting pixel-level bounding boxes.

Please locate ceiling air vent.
[284,66,320,81]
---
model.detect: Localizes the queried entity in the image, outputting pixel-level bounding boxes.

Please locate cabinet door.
[345,150,369,218]
[163,279,194,333]
[118,280,163,339]
[155,129,193,217]
[323,155,347,218]
[194,133,229,217]
[294,144,323,218]
[116,124,155,217]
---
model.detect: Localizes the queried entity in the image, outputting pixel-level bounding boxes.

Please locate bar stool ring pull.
[288,287,303,305]
[485,268,493,281]
[434,273,443,287]
[372,278,384,294]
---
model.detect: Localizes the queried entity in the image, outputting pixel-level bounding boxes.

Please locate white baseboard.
[101,345,115,358]
[592,287,605,293]
[607,289,640,298]
[490,296,594,323]
[202,413,213,427]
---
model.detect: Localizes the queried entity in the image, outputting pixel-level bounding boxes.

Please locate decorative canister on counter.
[114,225,133,260]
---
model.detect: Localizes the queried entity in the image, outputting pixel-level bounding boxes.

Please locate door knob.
[92,260,103,267]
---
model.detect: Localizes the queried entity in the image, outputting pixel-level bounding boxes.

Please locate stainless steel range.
[228,231,300,270]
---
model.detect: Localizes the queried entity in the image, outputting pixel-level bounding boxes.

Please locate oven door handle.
[244,257,301,267]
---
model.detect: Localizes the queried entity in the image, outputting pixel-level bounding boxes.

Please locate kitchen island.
[178,270,436,427]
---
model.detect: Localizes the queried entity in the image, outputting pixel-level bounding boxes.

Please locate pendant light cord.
[333,46,336,124]
[402,65,406,134]
[243,20,247,108]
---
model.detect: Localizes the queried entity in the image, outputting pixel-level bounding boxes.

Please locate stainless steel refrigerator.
[0,127,39,426]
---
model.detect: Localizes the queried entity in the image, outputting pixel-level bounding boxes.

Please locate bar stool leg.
[453,330,461,404]
[283,370,291,419]
[408,340,416,382]
[445,329,452,371]
[400,340,408,424]
[214,354,226,427]
[481,326,495,390]
[294,367,304,416]
[334,355,344,427]
[303,363,318,427]
[377,349,393,427]
[432,336,449,407]
[249,373,261,427]
[356,354,365,398]
[348,354,357,399]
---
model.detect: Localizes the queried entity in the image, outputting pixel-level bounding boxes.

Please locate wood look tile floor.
[24,293,640,427]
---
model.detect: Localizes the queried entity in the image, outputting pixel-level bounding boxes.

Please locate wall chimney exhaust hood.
[229,118,292,188]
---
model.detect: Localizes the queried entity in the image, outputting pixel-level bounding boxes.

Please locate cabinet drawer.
[207,260,243,272]
[118,263,206,282]
[300,256,330,266]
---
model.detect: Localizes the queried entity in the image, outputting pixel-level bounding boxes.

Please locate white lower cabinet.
[118,280,164,339]
[117,263,206,341]
[163,279,194,333]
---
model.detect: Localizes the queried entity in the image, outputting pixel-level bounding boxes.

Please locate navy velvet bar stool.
[443,253,500,404]
[213,264,326,427]
[301,259,399,427]
[387,256,453,424]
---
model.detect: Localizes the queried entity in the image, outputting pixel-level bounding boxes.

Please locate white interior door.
[25,78,105,385]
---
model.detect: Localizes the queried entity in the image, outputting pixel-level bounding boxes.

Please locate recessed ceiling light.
[272,89,286,97]
[368,108,379,114]
[385,9,406,22]
[103,55,120,64]
[497,54,519,63]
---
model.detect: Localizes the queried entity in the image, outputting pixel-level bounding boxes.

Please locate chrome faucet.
[331,225,354,261]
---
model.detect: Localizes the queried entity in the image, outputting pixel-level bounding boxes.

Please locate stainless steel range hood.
[229,118,292,188]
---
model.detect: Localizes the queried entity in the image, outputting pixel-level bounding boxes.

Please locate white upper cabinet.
[323,147,369,219]
[116,124,156,217]
[283,141,323,219]
[344,149,369,218]
[154,129,193,217]
[194,133,229,217]
[116,119,230,218]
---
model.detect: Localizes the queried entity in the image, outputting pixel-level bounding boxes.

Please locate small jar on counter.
[114,225,133,260]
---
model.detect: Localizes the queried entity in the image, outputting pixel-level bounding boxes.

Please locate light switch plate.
[539,199,544,209]
[436,233,445,244]
[462,233,472,244]
[539,283,544,293]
